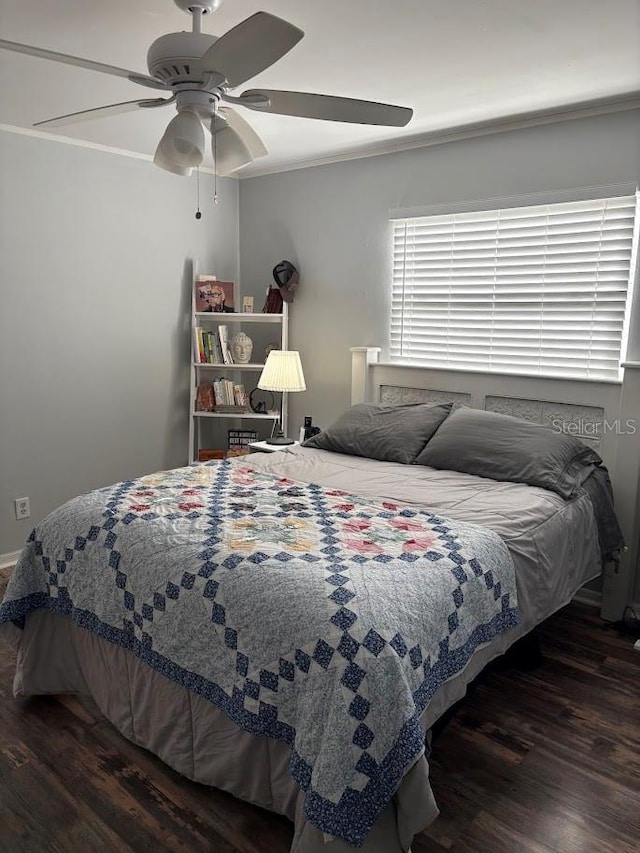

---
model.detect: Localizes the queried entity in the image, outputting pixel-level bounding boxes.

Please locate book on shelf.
[217,325,234,364]
[210,379,248,410]
[233,384,249,408]
[205,330,218,364]
[213,330,224,363]
[196,383,215,411]
[202,330,212,363]
[194,327,205,363]
[195,327,231,364]
[212,379,224,406]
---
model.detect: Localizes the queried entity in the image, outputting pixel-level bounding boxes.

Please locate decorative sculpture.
[231,331,253,364]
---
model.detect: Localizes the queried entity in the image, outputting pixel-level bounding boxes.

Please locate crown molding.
[0,122,220,176]
[239,91,640,180]
[0,122,153,161]
[1,90,639,181]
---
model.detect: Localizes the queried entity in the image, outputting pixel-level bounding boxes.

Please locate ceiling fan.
[0,0,413,177]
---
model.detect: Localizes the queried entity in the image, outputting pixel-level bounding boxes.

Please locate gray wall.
[239,109,640,594]
[0,131,238,554]
[239,110,640,430]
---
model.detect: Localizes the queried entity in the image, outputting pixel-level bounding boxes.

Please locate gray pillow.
[413,406,601,499]
[303,402,453,464]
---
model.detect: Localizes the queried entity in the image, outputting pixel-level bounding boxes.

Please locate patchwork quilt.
[0,461,520,845]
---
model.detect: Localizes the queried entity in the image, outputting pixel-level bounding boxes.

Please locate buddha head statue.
[230,331,253,364]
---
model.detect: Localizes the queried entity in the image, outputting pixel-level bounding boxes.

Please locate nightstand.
[248,440,300,454]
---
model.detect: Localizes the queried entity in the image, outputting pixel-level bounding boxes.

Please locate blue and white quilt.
[0,461,519,845]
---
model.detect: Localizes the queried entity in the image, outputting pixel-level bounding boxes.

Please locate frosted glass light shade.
[258,350,306,392]
[211,112,267,175]
[212,124,253,175]
[158,111,205,168]
[153,142,193,176]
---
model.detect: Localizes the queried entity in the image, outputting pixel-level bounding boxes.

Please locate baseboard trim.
[571,586,640,615]
[0,550,21,570]
[573,588,602,608]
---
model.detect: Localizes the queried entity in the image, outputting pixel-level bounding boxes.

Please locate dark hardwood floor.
[1,564,639,853]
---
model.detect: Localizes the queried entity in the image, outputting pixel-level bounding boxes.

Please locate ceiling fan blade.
[33,98,173,129]
[199,12,303,88]
[217,108,267,159]
[0,39,167,91]
[240,90,413,127]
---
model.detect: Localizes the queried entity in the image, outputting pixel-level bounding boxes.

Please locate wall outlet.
[14,497,30,520]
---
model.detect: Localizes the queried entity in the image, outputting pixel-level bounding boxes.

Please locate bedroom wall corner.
[237,107,640,599]
[0,130,239,555]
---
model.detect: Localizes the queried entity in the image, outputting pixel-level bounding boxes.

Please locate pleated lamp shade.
[258,350,306,392]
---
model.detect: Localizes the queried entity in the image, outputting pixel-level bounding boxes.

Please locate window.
[390,193,638,381]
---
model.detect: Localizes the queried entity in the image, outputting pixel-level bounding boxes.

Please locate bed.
[0,395,624,853]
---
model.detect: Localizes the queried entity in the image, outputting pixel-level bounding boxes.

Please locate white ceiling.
[1,0,639,178]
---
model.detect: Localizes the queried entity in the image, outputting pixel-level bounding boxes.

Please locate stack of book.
[194,324,234,364]
[211,380,249,410]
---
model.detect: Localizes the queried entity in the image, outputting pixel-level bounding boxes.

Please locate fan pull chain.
[212,112,218,205]
[195,167,202,220]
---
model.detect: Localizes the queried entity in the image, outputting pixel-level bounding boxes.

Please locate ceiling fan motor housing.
[147,32,217,85]
[173,0,221,14]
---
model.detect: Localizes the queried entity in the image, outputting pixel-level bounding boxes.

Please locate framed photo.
[242,296,254,313]
[228,428,258,451]
[195,276,236,313]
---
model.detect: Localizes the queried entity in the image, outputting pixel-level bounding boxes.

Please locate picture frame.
[195,276,236,313]
[242,296,254,313]
[228,428,258,451]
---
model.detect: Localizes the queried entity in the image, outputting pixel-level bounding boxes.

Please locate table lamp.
[257,350,306,445]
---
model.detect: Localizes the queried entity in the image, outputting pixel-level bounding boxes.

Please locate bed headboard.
[350,347,640,620]
[378,385,605,452]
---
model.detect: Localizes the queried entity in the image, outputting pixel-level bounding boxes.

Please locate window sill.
[379,361,624,385]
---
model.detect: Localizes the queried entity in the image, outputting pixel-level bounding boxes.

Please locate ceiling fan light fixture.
[153,142,194,176]
[159,110,205,167]
[211,126,252,175]
[1,6,415,182]
[218,108,268,159]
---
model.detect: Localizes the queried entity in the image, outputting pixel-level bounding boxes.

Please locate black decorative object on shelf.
[249,387,275,415]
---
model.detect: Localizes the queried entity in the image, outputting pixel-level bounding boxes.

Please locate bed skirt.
[6,610,438,853]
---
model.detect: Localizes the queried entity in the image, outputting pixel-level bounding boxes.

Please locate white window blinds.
[390,194,638,381]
